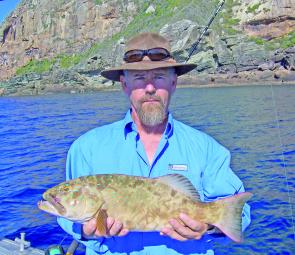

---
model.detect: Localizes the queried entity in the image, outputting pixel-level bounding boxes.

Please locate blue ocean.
[0,85,294,254]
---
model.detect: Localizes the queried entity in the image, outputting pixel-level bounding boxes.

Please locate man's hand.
[160,213,209,241]
[82,217,129,239]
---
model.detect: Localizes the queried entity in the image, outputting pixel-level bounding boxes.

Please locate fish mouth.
[38,194,66,216]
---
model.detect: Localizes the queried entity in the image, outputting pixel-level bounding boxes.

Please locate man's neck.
[131,110,168,165]
[131,110,167,136]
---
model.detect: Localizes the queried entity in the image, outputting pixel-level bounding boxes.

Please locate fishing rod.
[185,0,225,63]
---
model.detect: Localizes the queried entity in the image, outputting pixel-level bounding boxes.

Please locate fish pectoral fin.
[96,209,108,236]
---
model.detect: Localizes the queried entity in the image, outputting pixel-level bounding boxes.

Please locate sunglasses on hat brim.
[123,48,172,63]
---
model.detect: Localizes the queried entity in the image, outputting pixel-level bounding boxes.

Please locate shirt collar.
[123,109,136,138]
[164,112,173,138]
[123,109,174,139]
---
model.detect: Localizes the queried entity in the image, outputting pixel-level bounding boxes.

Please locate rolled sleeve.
[57,217,83,240]
[202,136,251,231]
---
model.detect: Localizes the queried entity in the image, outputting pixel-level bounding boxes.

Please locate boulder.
[272,53,285,63]
[274,70,295,82]
[213,34,235,67]
[257,70,274,80]
[112,37,126,66]
[258,61,275,71]
[286,46,295,54]
[217,64,237,74]
[221,35,240,48]
[189,50,215,72]
[145,5,155,14]
[284,52,295,70]
[160,19,198,53]
[126,1,137,13]
[231,41,271,69]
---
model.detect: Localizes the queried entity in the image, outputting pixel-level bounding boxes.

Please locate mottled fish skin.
[98,175,217,230]
[38,174,252,242]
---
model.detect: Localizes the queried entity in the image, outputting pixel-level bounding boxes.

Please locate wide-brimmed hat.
[101,32,197,82]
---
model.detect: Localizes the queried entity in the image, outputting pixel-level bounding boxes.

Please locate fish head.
[38,178,103,222]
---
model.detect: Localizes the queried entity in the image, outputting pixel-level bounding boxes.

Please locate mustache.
[139,95,162,103]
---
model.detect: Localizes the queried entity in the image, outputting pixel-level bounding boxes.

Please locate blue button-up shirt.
[57,110,251,255]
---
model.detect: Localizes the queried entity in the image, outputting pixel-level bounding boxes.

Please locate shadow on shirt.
[91,231,223,254]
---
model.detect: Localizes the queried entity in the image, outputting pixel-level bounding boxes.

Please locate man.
[57,32,251,255]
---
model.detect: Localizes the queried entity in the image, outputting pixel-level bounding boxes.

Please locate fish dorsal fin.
[157,174,200,201]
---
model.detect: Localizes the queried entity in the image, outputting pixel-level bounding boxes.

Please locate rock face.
[0,0,295,95]
[0,0,137,80]
[234,0,295,39]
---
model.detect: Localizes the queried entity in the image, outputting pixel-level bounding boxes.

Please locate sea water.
[0,85,294,254]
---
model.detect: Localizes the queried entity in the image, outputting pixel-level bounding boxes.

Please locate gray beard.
[136,97,166,127]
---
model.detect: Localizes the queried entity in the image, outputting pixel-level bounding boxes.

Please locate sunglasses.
[123,48,172,63]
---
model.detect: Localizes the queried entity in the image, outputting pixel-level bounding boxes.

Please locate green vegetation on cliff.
[250,30,295,50]
[59,54,82,69]
[15,54,84,75]
[246,3,261,14]
[279,31,295,49]
[219,0,240,35]
[16,58,56,75]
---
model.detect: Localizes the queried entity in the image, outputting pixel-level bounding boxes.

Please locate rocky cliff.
[0,0,295,96]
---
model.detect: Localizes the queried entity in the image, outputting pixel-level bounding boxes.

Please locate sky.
[0,0,21,24]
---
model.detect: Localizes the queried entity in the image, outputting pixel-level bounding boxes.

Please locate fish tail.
[210,192,252,242]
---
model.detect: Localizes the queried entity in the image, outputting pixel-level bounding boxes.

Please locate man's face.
[120,68,177,127]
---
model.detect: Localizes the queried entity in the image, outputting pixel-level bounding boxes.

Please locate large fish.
[38,174,252,242]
